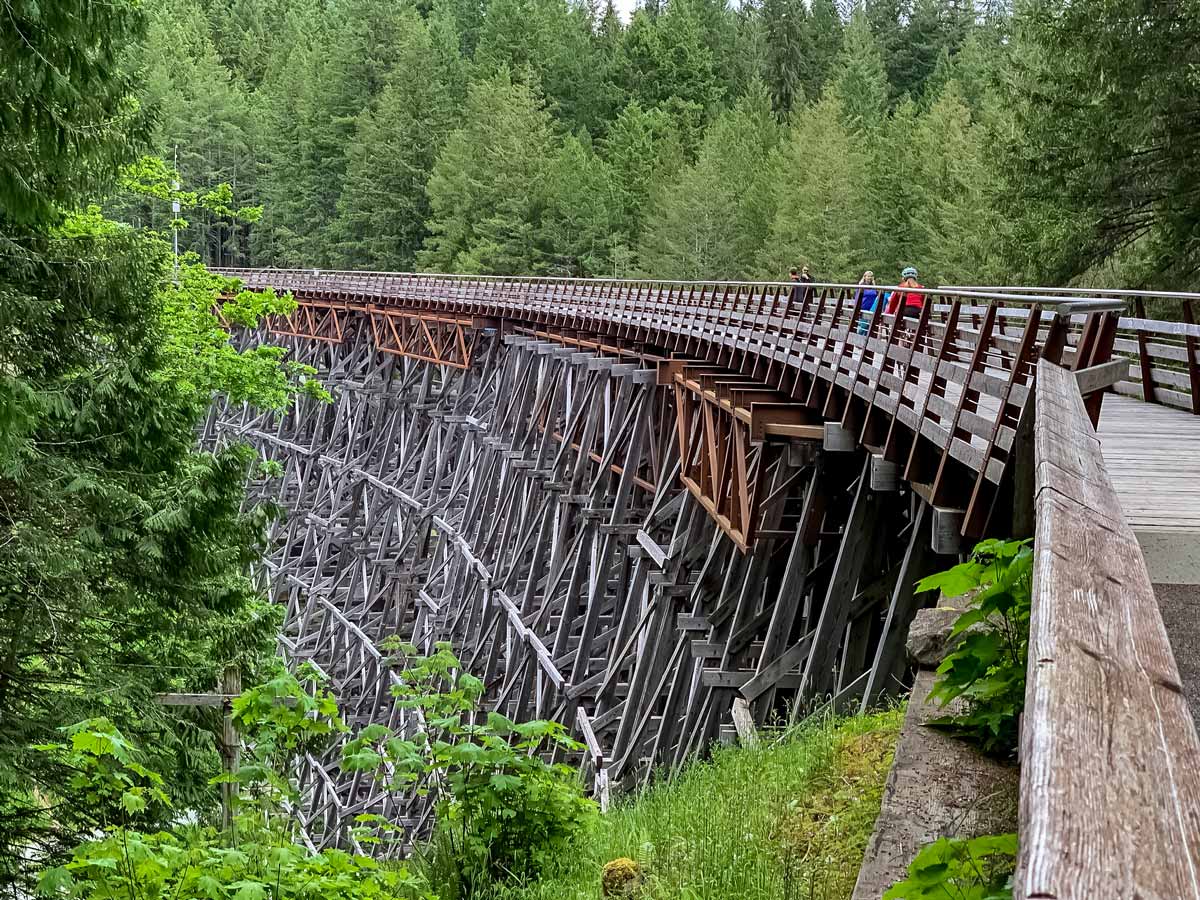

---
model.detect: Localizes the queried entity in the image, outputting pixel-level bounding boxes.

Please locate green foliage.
[113,0,260,265]
[760,0,811,116]
[1005,0,1200,285]
[758,94,872,281]
[116,0,1191,291]
[348,643,596,898]
[833,11,889,134]
[229,662,348,805]
[639,85,780,279]
[473,0,617,134]
[1,8,325,872]
[622,0,724,126]
[489,708,903,900]
[420,69,559,274]
[884,833,1017,900]
[1,0,149,225]
[332,9,457,270]
[600,102,684,271]
[917,539,1033,757]
[34,692,421,900]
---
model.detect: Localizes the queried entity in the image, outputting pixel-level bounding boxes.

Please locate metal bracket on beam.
[787,439,820,468]
[931,506,965,555]
[870,455,901,492]
[824,422,857,452]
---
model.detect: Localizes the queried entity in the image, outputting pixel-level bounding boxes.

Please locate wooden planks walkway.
[1097,394,1200,585]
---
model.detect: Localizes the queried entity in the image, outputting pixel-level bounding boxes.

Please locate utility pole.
[157,664,242,835]
[172,145,181,284]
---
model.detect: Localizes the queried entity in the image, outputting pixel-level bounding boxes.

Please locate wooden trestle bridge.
[207,269,1200,898]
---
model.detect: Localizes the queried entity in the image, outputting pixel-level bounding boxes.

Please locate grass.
[487,706,904,900]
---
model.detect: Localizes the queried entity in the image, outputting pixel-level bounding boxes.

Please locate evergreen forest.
[125,0,1200,288]
[3,0,1200,896]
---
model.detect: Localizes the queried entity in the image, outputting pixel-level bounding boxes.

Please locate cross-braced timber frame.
[205,269,1127,853]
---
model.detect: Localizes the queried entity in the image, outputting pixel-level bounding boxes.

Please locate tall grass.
[487,706,903,900]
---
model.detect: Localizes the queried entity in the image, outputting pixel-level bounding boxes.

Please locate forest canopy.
[131,0,1200,289]
[2,0,1197,886]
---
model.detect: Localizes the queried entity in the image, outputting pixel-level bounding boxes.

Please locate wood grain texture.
[1097,394,1200,539]
[1016,359,1200,899]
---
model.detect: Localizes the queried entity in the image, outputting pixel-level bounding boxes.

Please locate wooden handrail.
[1018,359,1200,897]
[217,267,1135,544]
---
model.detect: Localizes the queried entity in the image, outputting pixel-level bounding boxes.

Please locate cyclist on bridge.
[885,266,925,323]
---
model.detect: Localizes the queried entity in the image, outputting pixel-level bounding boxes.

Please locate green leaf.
[359,723,391,742]
[489,773,522,791]
[231,881,267,900]
[120,790,146,814]
[36,866,74,896]
[197,875,226,899]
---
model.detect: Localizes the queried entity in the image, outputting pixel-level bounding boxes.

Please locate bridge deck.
[1098,394,1200,584]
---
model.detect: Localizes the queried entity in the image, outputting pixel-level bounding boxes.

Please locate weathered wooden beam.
[1016,360,1200,899]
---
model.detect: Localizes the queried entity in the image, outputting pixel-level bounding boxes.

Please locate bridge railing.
[946,285,1200,415]
[1020,358,1200,898]
[217,267,1129,538]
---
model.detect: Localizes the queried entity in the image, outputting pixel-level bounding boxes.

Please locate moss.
[773,720,902,897]
[600,858,642,897]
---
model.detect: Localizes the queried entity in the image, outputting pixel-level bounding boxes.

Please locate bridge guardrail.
[215,268,1128,542]
[1020,358,1200,898]
[946,285,1200,415]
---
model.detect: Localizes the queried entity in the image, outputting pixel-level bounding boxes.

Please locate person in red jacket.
[885,266,924,322]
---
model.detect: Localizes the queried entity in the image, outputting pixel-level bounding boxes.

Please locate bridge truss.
[206,269,1128,853]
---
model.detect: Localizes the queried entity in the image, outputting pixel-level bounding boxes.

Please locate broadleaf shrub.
[350,641,598,899]
[917,538,1032,757]
[34,700,421,900]
[884,833,1017,900]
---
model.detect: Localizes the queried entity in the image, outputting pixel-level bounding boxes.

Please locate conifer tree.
[420,69,559,274]
[913,82,1004,283]
[639,85,780,279]
[332,11,457,270]
[760,0,810,116]
[759,96,873,281]
[252,0,417,265]
[602,101,685,266]
[866,97,925,276]
[474,0,614,133]
[864,0,907,101]
[2,0,312,881]
[623,0,725,133]
[540,137,619,275]
[806,0,845,100]
[1007,0,1200,284]
[122,0,257,265]
[833,11,889,133]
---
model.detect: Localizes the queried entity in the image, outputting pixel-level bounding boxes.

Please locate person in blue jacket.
[855,270,878,335]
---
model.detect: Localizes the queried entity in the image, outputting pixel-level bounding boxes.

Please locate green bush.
[34,672,422,900]
[884,834,1017,900]
[917,538,1032,757]
[345,642,597,899]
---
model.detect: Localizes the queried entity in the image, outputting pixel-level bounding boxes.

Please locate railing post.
[1074,310,1121,426]
[1183,300,1200,415]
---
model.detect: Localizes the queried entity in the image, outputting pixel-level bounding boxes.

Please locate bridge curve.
[217,267,1129,545]
[207,267,1200,888]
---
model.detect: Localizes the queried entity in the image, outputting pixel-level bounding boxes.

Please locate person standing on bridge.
[789,266,814,306]
[855,271,878,335]
[885,266,925,325]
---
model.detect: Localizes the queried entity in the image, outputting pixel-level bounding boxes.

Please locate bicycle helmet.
[901,266,918,279]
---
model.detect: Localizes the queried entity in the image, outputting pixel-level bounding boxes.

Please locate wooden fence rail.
[215,268,1126,545]
[945,285,1200,415]
[1019,358,1200,897]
